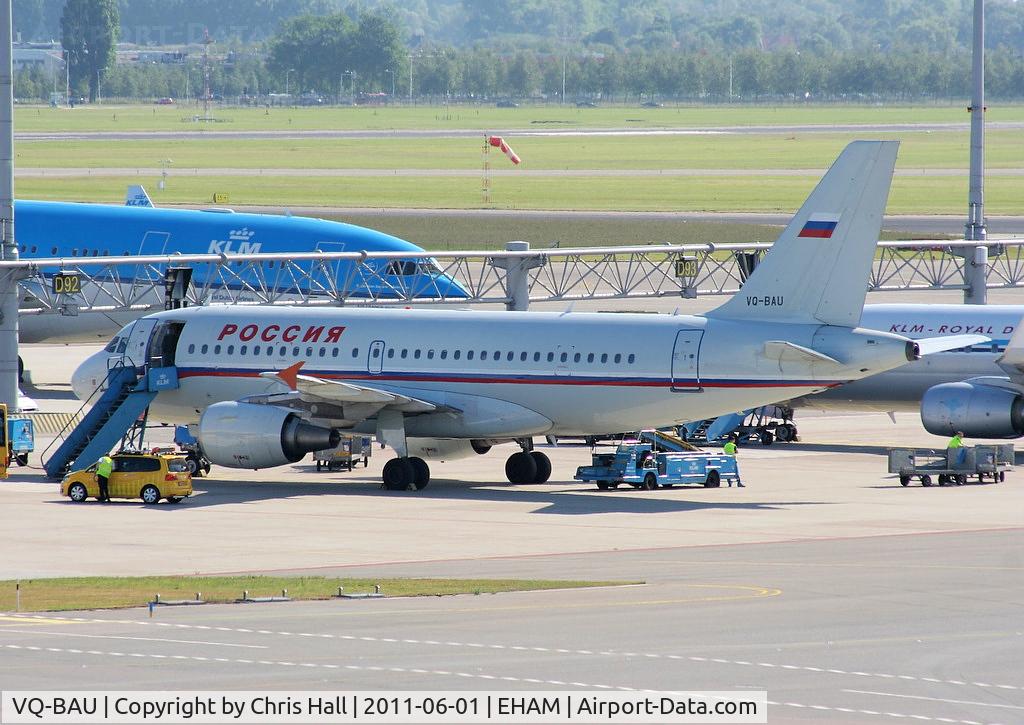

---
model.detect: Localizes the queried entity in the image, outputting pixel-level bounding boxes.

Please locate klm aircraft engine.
[920,381,1024,438]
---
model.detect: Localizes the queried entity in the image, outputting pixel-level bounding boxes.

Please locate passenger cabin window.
[467,351,474,360]
[614,353,622,363]
[440,350,448,360]
[547,352,554,362]
[332,348,339,358]
[601,353,608,363]
[560,353,568,363]
[454,350,461,360]
[427,350,434,360]
[587,353,594,363]
[214,345,221,355]
[627,354,635,364]
[533,352,540,362]
[414,350,421,359]
[351,348,358,357]
[240,345,247,355]
[200,344,208,354]
[387,348,395,358]
[227,345,234,355]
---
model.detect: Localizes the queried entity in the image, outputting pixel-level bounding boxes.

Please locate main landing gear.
[382,456,431,491]
[505,440,551,484]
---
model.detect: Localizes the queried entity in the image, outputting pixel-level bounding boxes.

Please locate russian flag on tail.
[798,214,841,239]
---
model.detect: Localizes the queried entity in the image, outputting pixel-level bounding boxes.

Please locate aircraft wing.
[915,334,990,357]
[997,318,1024,382]
[258,366,441,415]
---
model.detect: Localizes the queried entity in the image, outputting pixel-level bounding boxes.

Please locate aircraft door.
[671,329,704,391]
[147,321,184,368]
[120,318,159,370]
[367,340,385,374]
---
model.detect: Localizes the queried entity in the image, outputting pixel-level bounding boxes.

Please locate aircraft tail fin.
[707,140,898,327]
[997,316,1024,382]
[126,185,154,207]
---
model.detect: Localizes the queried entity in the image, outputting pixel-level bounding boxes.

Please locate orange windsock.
[488,135,521,165]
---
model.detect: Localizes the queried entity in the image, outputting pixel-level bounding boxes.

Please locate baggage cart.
[314,436,371,472]
[888,445,1013,487]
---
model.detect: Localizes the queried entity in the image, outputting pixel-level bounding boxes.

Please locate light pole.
[158,158,173,191]
[343,70,356,104]
[384,68,394,101]
[285,68,294,99]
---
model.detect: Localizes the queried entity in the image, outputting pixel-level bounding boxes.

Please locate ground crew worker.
[947,430,965,465]
[723,435,744,487]
[96,454,113,502]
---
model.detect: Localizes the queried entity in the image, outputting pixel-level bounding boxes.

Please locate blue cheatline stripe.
[175,365,843,389]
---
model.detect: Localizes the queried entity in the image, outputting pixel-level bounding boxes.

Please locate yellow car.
[61,453,192,505]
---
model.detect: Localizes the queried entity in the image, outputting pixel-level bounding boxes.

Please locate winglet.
[276,361,304,390]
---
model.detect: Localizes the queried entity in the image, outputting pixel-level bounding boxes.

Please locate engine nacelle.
[921,382,1024,439]
[199,402,340,469]
[406,438,505,460]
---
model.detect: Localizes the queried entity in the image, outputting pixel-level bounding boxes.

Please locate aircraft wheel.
[382,458,414,491]
[530,451,552,483]
[704,470,721,488]
[505,452,537,484]
[643,473,658,490]
[409,457,431,490]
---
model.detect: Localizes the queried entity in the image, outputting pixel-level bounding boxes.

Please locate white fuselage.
[800,304,1021,411]
[73,305,911,438]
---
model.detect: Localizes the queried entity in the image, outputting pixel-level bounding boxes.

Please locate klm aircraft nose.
[71,352,109,401]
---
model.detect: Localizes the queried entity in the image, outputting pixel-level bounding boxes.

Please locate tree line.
[16,44,1024,105]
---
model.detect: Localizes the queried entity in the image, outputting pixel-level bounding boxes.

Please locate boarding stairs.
[42,363,176,479]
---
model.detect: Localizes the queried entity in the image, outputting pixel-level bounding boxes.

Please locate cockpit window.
[116,338,128,354]
[386,260,440,276]
[104,336,120,353]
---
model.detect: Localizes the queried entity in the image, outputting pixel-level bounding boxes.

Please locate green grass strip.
[0,576,631,612]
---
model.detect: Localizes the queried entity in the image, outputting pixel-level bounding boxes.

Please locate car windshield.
[166,458,188,473]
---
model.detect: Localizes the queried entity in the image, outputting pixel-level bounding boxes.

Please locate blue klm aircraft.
[15,187,466,344]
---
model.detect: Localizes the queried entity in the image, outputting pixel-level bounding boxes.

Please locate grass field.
[13,104,1023,215]
[14,103,1024,133]
[16,130,1024,171]
[0,576,622,612]
[14,171,1019,215]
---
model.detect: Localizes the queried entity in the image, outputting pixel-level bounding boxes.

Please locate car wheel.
[920,475,932,487]
[643,473,658,490]
[596,481,610,490]
[15,453,28,467]
[140,485,161,504]
[704,470,721,488]
[899,475,910,487]
[68,482,88,502]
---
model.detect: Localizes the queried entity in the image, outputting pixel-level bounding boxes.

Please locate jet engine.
[199,402,340,469]
[920,381,1024,438]
[406,438,506,460]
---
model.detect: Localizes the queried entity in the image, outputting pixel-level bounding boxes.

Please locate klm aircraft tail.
[126,185,154,207]
[708,140,898,327]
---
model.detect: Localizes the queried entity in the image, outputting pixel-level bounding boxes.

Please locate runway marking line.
[0,615,82,626]
[4,613,1020,694]
[844,689,1024,712]
[0,643,1000,725]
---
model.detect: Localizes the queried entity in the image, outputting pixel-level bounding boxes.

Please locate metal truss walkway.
[2,238,1022,316]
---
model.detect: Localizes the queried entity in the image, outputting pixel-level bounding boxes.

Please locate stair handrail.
[39,360,139,467]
